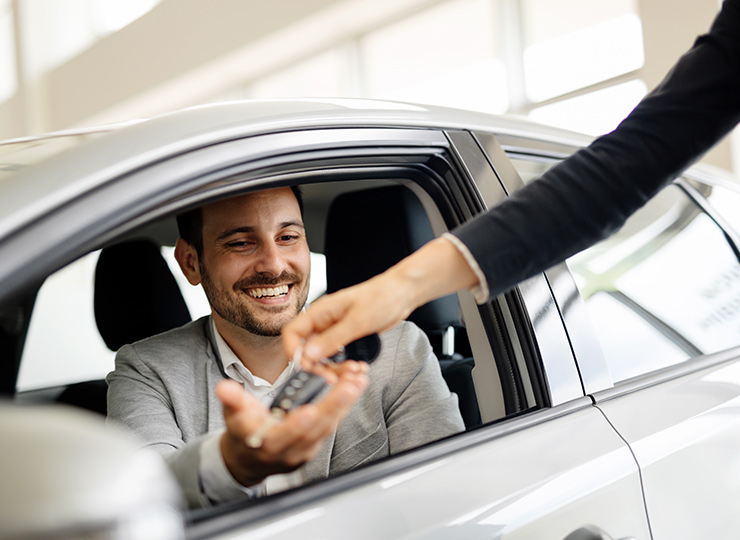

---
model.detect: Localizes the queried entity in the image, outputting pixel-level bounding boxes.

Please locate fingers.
[297,357,369,384]
[216,365,370,486]
[267,363,369,453]
[282,290,352,360]
[216,379,269,436]
[284,270,413,368]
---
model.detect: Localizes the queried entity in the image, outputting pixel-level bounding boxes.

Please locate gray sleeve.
[384,322,465,454]
[106,344,213,508]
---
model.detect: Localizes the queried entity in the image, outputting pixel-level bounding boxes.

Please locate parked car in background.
[2,99,740,539]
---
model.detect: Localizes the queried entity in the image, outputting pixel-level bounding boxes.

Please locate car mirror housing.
[0,403,185,539]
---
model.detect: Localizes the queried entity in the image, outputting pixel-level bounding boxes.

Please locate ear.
[174,238,202,285]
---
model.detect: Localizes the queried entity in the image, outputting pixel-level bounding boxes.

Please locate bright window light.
[249,48,348,99]
[523,0,644,102]
[529,79,648,136]
[381,58,508,113]
[91,0,160,36]
[360,0,506,112]
[0,1,16,103]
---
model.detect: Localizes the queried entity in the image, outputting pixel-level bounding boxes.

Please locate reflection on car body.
[1,99,740,539]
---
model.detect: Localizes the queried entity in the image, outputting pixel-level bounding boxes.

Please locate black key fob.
[329,333,381,364]
[271,371,327,412]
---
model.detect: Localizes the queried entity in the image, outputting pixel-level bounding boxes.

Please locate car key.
[246,335,381,448]
[245,371,329,448]
[270,333,381,411]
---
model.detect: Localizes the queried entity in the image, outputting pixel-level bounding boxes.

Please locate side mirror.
[0,403,185,539]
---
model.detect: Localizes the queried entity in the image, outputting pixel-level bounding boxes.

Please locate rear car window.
[566,184,740,382]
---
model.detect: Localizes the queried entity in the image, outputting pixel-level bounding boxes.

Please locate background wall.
[1,0,735,173]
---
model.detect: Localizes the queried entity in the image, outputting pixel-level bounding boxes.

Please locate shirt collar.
[209,317,298,390]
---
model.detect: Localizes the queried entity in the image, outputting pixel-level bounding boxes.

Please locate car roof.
[0,98,592,239]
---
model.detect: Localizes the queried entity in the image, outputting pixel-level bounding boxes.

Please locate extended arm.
[285,0,740,363]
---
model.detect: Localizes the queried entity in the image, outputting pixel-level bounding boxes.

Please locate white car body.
[1,98,739,540]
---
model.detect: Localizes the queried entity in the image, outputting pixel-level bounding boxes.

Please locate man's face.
[197,188,310,337]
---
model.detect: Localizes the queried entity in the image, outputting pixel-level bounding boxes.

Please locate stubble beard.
[199,261,308,337]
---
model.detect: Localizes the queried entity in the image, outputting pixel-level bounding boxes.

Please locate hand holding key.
[215,360,369,489]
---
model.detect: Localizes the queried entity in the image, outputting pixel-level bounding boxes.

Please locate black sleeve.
[452,0,740,301]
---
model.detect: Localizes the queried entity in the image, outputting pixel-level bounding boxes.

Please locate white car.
[2,99,740,540]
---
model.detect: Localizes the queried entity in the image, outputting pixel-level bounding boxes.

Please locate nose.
[253,241,288,277]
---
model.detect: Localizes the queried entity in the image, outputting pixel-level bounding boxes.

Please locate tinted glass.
[566,184,740,382]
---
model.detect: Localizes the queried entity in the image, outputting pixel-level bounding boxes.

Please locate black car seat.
[56,239,192,415]
[324,185,481,428]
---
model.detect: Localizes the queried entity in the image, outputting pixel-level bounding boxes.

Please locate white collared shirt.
[199,318,306,504]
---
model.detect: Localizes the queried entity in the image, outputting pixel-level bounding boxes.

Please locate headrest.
[94,240,191,351]
[325,185,460,332]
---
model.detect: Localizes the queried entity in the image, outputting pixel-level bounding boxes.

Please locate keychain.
[246,334,381,449]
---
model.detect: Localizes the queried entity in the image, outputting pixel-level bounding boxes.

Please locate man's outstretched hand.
[215,360,369,488]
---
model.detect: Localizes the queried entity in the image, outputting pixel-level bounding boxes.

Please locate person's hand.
[283,237,480,371]
[215,361,369,488]
[286,271,414,376]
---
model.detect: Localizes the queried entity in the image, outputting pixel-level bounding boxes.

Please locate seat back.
[94,239,191,351]
[325,185,480,428]
[325,185,460,333]
[57,239,192,415]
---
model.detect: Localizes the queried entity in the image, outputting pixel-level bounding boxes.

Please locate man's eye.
[278,235,299,242]
[227,241,253,249]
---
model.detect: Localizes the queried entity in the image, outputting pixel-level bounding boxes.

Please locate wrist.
[391,237,478,309]
[220,431,265,488]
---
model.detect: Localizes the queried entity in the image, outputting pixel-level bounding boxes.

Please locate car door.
[495,131,740,539]
[1,121,650,539]
[559,178,740,540]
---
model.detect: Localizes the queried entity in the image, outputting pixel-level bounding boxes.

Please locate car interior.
[9,178,484,430]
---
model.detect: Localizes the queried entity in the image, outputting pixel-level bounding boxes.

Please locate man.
[107,186,464,508]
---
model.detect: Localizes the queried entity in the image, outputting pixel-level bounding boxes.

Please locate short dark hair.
[176,185,303,256]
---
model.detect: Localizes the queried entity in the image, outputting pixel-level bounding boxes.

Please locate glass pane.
[508,155,558,183]
[567,185,740,383]
[522,0,644,102]
[360,0,507,113]
[704,183,740,237]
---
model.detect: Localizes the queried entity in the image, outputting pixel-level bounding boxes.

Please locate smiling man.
[107,186,464,509]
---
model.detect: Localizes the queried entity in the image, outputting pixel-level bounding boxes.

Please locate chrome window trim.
[676,177,740,258]
[591,345,740,404]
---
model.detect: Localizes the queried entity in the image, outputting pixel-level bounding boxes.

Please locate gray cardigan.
[107,317,464,508]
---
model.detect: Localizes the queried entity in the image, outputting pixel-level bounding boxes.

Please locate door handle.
[563,524,636,540]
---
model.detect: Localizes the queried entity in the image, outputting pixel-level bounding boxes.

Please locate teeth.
[248,285,289,298]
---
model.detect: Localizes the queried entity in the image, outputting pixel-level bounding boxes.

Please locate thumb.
[215,379,259,417]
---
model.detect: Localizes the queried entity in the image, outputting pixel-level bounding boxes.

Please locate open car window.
[1,124,571,536]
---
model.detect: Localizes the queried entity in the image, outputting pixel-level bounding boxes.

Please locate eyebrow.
[215,221,305,242]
